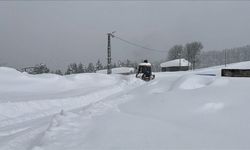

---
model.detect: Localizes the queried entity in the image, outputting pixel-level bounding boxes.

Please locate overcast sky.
[1,1,250,70]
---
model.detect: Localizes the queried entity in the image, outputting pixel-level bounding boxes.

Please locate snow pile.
[160,58,190,67]
[0,67,144,150]
[197,102,225,113]
[1,61,250,150]
[96,67,135,74]
[0,68,125,122]
[170,74,216,90]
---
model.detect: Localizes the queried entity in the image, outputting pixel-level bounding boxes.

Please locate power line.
[112,35,167,53]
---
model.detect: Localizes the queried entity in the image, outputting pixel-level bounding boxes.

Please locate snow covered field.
[1,61,250,150]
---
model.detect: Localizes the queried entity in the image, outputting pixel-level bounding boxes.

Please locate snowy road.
[0,70,144,150]
[1,62,250,149]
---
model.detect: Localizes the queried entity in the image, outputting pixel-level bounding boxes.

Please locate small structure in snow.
[221,69,250,77]
[160,59,191,72]
[96,67,135,75]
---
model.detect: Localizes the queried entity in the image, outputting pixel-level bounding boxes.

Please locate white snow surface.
[1,61,250,149]
[138,62,152,66]
[160,58,191,67]
[96,67,134,74]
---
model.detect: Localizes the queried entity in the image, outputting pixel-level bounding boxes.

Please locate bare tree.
[185,42,203,70]
[167,45,183,61]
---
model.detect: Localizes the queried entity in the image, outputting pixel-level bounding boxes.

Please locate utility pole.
[107,31,115,74]
[224,49,227,67]
[178,52,181,71]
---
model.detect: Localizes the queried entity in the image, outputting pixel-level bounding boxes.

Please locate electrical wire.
[112,35,167,53]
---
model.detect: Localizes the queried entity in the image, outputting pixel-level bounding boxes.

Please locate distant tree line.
[26,59,139,75]
[23,44,250,75]
[198,45,250,68]
[167,42,250,70]
[167,41,203,70]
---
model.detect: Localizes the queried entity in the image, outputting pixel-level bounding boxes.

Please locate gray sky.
[1,1,250,70]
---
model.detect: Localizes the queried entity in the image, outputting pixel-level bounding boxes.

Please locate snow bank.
[170,74,216,90]
[0,67,142,126]
[1,61,250,150]
[160,58,190,67]
[35,61,250,149]
[96,67,135,74]
[197,102,225,113]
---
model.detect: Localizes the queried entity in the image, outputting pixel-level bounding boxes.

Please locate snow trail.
[0,70,144,150]
[1,61,250,149]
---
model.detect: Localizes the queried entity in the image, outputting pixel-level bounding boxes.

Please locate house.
[160,59,191,72]
[96,67,135,75]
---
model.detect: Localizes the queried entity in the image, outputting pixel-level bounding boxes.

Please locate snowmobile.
[136,60,155,81]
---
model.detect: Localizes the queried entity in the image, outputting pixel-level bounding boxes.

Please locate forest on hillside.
[9,45,250,75]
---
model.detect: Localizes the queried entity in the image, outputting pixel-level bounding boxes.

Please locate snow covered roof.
[96,67,135,74]
[138,63,152,66]
[160,59,191,67]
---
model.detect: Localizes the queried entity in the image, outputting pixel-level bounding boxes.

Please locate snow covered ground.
[1,61,250,150]
[96,67,135,74]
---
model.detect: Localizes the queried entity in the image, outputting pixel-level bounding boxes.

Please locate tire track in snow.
[29,78,145,150]
[0,117,51,150]
[0,76,144,150]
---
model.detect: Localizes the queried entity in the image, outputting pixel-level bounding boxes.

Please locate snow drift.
[1,61,250,150]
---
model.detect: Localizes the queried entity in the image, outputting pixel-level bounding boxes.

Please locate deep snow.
[1,61,250,150]
[96,67,135,74]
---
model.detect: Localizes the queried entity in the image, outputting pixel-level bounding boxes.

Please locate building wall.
[161,66,189,72]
